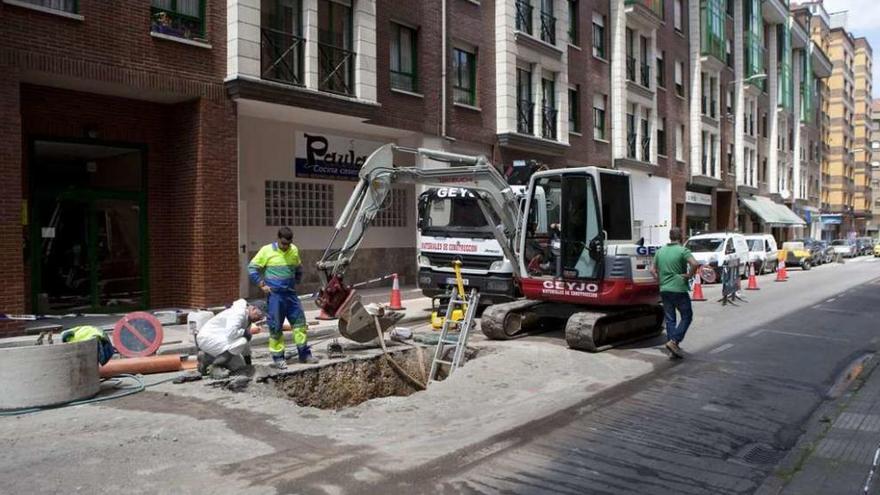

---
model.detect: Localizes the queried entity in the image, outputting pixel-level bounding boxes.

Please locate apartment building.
[853,37,874,235]
[0,0,238,318]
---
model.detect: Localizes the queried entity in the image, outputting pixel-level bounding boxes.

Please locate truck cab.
[416,186,541,305]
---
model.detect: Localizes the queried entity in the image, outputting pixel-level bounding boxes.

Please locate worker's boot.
[297,345,320,364]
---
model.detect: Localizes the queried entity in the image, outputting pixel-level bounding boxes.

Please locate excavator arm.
[314,143,523,339]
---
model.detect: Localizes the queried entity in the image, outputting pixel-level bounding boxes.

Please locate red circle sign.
[112,312,164,357]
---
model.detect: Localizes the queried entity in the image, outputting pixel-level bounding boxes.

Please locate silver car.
[830,239,857,258]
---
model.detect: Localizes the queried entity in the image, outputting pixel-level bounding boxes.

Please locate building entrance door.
[30,140,147,314]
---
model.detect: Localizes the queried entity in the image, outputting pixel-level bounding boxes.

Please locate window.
[453,48,477,106]
[568,0,579,45]
[674,60,684,97]
[626,107,637,159]
[151,0,206,39]
[372,188,408,227]
[639,35,651,88]
[675,125,684,161]
[640,114,650,161]
[18,0,77,13]
[261,0,305,86]
[390,23,418,92]
[725,39,732,67]
[656,50,665,88]
[726,88,733,114]
[318,0,354,95]
[542,77,557,139]
[673,0,682,32]
[569,86,581,133]
[657,118,667,156]
[540,0,556,45]
[517,68,533,134]
[593,93,606,140]
[265,180,334,227]
[516,0,533,35]
[592,13,606,59]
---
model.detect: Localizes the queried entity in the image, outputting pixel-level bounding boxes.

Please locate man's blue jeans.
[660,291,693,344]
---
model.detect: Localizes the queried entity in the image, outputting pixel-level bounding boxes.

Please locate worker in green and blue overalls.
[61,325,116,365]
[248,227,319,369]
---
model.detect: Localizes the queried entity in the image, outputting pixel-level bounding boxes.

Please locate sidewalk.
[760,354,880,495]
[1,285,434,356]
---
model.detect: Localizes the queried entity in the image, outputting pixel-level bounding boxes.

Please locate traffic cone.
[691,268,707,301]
[746,262,760,290]
[775,260,788,282]
[388,273,405,310]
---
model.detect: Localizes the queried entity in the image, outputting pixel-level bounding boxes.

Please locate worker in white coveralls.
[196,299,265,376]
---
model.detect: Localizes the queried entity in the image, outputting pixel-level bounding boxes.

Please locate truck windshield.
[685,238,724,252]
[421,196,494,238]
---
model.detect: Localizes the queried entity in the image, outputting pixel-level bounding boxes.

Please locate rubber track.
[480,300,543,340]
[565,305,664,352]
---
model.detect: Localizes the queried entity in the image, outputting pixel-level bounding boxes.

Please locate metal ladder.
[428,287,480,384]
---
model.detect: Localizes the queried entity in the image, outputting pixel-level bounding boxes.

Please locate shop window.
[151,0,206,40]
[372,188,408,227]
[265,180,334,227]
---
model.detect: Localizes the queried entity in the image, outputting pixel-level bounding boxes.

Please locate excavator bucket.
[336,293,404,343]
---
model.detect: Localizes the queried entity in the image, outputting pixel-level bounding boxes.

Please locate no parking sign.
[112,312,164,357]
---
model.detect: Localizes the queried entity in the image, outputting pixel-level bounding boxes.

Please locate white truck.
[416,172,671,304]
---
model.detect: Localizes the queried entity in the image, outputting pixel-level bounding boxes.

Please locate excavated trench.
[263,346,475,410]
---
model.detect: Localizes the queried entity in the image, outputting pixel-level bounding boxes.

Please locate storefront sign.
[685,191,713,206]
[294,133,383,181]
[821,214,842,225]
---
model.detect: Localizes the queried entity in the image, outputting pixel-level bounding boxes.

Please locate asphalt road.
[376,257,880,494]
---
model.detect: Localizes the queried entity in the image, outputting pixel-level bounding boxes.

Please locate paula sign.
[295,133,383,181]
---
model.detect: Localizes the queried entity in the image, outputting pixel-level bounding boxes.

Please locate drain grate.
[739,443,786,466]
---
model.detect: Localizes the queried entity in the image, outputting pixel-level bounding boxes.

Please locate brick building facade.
[1,0,238,323]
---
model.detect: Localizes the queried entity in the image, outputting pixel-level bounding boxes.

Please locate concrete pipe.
[0,340,100,410]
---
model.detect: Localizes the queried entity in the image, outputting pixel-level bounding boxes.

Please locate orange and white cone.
[691,267,707,301]
[775,260,788,282]
[388,273,405,310]
[746,261,760,290]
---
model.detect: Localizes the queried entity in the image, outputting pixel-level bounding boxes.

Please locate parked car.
[780,242,812,270]
[794,238,830,265]
[856,237,874,256]
[830,239,857,258]
[874,242,880,258]
[685,232,750,283]
[813,240,835,264]
[744,234,779,274]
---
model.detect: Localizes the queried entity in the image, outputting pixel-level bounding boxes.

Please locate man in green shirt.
[651,227,700,359]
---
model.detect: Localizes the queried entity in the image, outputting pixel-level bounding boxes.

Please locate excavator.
[315,144,663,352]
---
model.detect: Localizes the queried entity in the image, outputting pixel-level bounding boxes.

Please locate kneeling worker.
[61,326,116,365]
[197,299,265,376]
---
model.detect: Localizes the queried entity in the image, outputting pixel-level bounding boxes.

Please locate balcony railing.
[151,0,204,39]
[261,27,305,87]
[542,104,558,140]
[625,0,664,19]
[710,99,717,119]
[640,62,651,88]
[641,136,651,161]
[627,132,638,159]
[318,43,355,96]
[626,56,636,81]
[540,11,556,45]
[516,0,533,35]
[518,100,535,134]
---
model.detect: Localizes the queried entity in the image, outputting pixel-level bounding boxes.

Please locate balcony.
[151,0,205,40]
[700,0,726,62]
[626,56,636,82]
[516,0,533,35]
[540,11,556,45]
[318,43,355,96]
[261,27,305,87]
[625,0,664,22]
[542,104,558,140]
[640,62,651,88]
[744,31,766,88]
[517,100,535,134]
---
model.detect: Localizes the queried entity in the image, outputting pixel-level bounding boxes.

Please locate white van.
[744,234,779,274]
[684,232,750,283]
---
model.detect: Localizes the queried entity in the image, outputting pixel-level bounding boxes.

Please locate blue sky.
[821,0,880,99]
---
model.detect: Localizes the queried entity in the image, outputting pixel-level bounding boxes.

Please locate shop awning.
[740,196,806,227]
